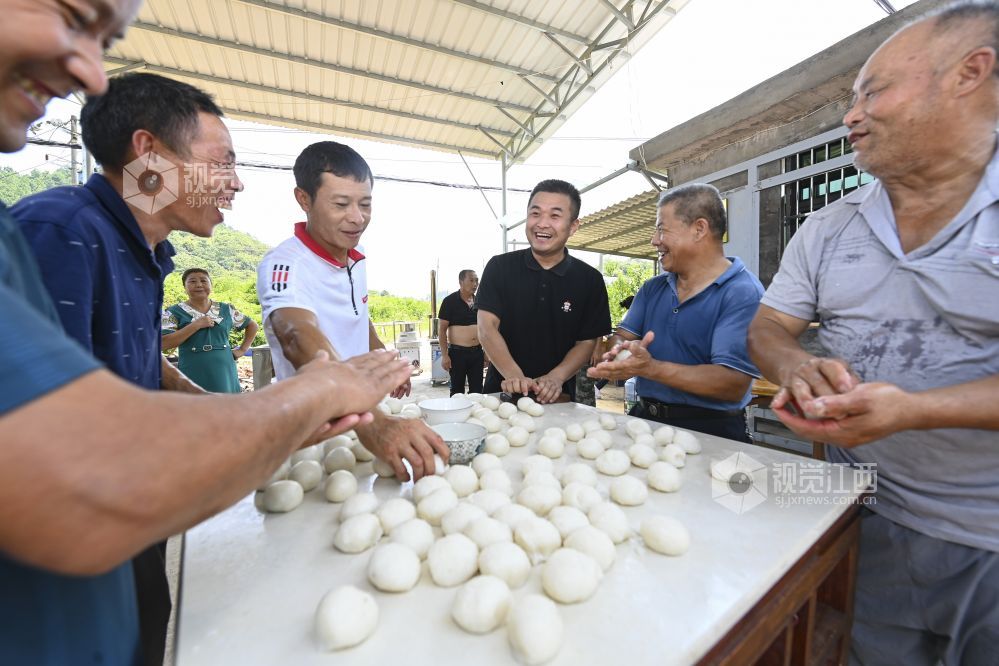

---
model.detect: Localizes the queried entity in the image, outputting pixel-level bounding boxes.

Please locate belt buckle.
[203,345,213,352]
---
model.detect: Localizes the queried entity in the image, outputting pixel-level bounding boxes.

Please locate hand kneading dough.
[468,489,512,515]
[479,541,532,588]
[389,518,435,559]
[517,485,562,516]
[610,475,648,506]
[625,418,652,438]
[660,443,687,468]
[492,503,537,531]
[375,497,416,533]
[541,548,603,603]
[367,543,421,592]
[599,413,617,430]
[417,486,459,526]
[478,468,514,496]
[441,503,488,535]
[628,443,658,469]
[672,429,702,454]
[561,483,602,513]
[464,517,513,549]
[647,461,683,492]
[496,402,518,419]
[576,437,604,460]
[560,463,597,487]
[334,514,384,553]
[324,470,358,503]
[588,502,631,543]
[522,454,554,477]
[289,460,323,491]
[481,395,501,410]
[565,422,585,442]
[564,525,616,571]
[652,424,675,445]
[445,465,479,497]
[507,594,563,666]
[522,471,562,491]
[641,516,691,556]
[323,446,356,473]
[413,475,450,503]
[471,452,504,476]
[595,450,630,476]
[537,436,565,459]
[315,585,377,651]
[484,433,510,456]
[514,517,562,563]
[547,505,589,539]
[262,480,304,512]
[340,492,379,520]
[372,458,397,478]
[451,575,512,634]
[428,534,479,587]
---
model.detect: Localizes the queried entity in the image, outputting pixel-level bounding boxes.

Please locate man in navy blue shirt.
[589,183,764,441]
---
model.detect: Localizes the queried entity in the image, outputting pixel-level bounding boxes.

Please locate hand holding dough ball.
[507,594,563,666]
[417,486,459,526]
[471,452,503,476]
[428,534,479,587]
[334,514,383,553]
[484,433,510,456]
[672,429,702,454]
[610,475,648,506]
[561,482,602,513]
[661,443,687,468]
[547,505,589,539]
[413,475,450,503]
[514,517,562,563]
[588,502,631,544]
[641,516,691,556]
[340,492,379,521]
[468,489,512,515]
[517,485,562,516]
[479,468,514,496]
[315,586,377,651]
[324,470,358,503]
[522,454,554,477]
[625,418,652,439]
[537,436,565,459]
[599,414,617,430]
[628,443,658,469]
[647,461,683,493]
[262,480,304,513]
[479,542,532,588]
[445,464,479,497]
[375,497,416,534]
[451,575,512,634]
[289,460,323,492]
[564,525,616,572]
[496,402,518,419]
[565,423,585,442]
[560,463,597,487]
[367,543,421,592]
[577,437,604,460]
[323,447,356,473]
[541,548,603,604]
[653,425,675,445]
[595,450,630,476]
[390,518,435,559]
[441,503,488,535]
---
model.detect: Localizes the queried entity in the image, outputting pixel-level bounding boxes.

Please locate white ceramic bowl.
[430,422,487,465]
[418,397,475,425]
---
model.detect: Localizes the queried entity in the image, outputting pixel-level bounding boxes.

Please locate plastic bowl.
[430,422,487,465]
[418,397,475,426]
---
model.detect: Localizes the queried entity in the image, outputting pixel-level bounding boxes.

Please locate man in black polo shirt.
[438,269,484,395]
[477,179,611,404]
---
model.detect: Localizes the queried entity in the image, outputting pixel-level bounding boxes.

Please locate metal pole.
[501,153,508,252]
[69,116,80,184]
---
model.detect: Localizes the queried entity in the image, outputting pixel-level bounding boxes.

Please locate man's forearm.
[160,356,207,394]
[643,360,752,403]
[368,320,385,352]
[438,321,449,352]
[747,314,814,385]
[479,321,523,380]
[908,374,999,431]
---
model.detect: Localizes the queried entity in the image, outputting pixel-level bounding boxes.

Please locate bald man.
[749,3,999,663]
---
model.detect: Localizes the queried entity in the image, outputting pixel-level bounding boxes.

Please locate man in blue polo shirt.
[589,183,763,441]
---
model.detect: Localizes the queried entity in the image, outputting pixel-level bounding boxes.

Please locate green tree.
[0,166,73,204]
[603,258,655,326]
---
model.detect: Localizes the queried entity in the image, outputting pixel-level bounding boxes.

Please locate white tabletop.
[176,402,867,665]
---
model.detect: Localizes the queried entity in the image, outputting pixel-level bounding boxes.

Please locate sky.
[1,0,918,298]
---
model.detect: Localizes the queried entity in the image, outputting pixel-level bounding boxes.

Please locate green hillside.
[169,224,271,277]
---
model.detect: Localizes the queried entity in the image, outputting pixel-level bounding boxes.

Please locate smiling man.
[477,179,611,404]
[588,183,763,441]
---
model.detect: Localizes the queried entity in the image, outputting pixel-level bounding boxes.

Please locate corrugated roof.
[106,0,688,161]
[570,188,658,259]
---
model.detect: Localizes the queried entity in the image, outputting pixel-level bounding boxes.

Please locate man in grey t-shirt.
[748,4,999,664]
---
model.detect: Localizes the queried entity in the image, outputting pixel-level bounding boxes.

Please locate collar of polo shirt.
[293,222,365,268]
[523,248,573,276]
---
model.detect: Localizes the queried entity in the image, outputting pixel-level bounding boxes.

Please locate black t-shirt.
[477,249,611,397]
[438,290,477,327]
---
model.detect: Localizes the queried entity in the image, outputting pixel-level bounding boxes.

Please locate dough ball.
[565,423,585,442]
[610,476,648,506]
[673,429,702,454]
[315,585,377,651]
[441,503,488,535]
[482,415,504,433]
[471,452,503,476]
[472,407,493,421]
[464,517,513,549]
[561,482,602,513]
[417,486,459,526]
[508,412,537,432]
[507,594,563,666]
[323,446,356,473]
[589,430,613,448]
[497,402,518,419]
[660,443,687,468]
[599,413,617,430]
[625,418,652,439]
[516,396,535,412]
[647,461,683,493]
[582,419,602,434]
[522,471,562,491]
[322,435,353,455]
[334,513,383,553]
[479,468,514,496]
[289,460,322,492]
[399,404,422,420]
[526,403,545,417]
[427,534,479,587]
[537,436,565,459]
[372,457,397,478]
[375,497,416,534]
[367,543,421,592]
[466,417,485,427]
[291,444,324,466]
[614,348,633,362]
[517,485,562,516]
[522,454,554,477]
[468,489,512,515]
[577,437,604,460]
[564,525,616,572]
[413,475,450,503]
[384,396,403,414]
[541,547,602,604]
[484,433,510,456]
[514,517,562,563]
[560,463,597,487]
[343,429,358,440]
[324,470,358,503]
[377,402,392,416]
[652,425,675,446]
[445,465,479,497]
[481,395,501,410]
[595,450,630,476]
[547,505,589,539]
[262,480,304,513]
[506,426,530,447]
[350,442,375,463]
[340,492,379,521]
[479,542,532,588]
[390,518,435,559]
[641,516,691,556]
[587,502,631,544]
[451,575,512,634]
[466,392,485,404]
[257,460,290,491]
[628,443,658,469]
[633,433,656,449]
[543,427,567,442]
[492,503,537,531]
[434,455,447,476]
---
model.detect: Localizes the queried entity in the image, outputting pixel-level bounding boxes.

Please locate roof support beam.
[448,0,591,43]
[124,22,536,114]
[516,74,559,109]
[494,107,535,138]
[477,127,511,157]
[229,0,560,84]
[598,0,635,30]
[543,33,592,76]
[458,151,499,219]
[105,60,147,76]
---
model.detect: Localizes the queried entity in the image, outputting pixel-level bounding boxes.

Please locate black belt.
[448,344,482,351]
[189,344,230,352]
[639,397,744,420]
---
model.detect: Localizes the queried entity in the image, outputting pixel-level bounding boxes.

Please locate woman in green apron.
[161,268,258,393]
